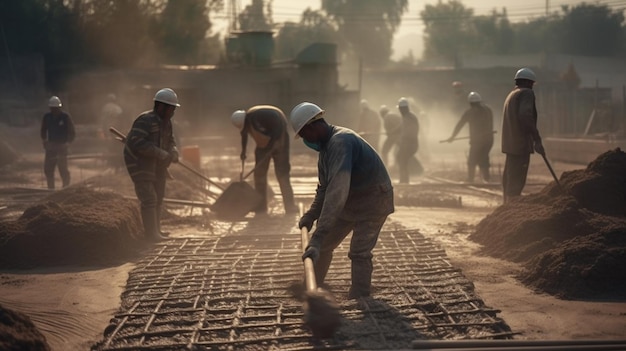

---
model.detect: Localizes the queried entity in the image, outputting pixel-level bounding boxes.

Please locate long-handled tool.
[299,203,341,339]
[109,127,225,192]
[439,130,497,143]
[541,153,562,187]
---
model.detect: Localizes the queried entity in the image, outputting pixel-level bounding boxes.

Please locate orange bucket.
[181,145,201,169]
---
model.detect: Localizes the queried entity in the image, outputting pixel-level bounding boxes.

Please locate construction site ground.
[1,145,625,350]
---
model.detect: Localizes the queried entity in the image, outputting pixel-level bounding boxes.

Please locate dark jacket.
[502,88,538,155]
[305,125,394,240]
[41,111,75,144]
[452,103,494,146]
[243,105,288,150]
[124,110,176,182]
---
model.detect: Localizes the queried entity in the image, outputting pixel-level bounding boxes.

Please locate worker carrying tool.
[501,68,545,203]
[378,105,402,166]
[357,99,381,151]
[397,97,423,183]
[230,105,297,215]
[41,95,75,190]
[443,91,494,183]
[290,101,394,299]
[123,88,180,242]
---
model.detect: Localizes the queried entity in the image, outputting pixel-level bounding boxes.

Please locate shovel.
[210,157,264,220]
[541,153,562,188]
[298,203,341,339]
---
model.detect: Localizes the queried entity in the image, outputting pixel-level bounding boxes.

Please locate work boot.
[46,178,55,190]
[141,208,165,242]
[156,206,170,237]
[348,260,373,299]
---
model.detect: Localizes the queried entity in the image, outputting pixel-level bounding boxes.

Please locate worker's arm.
[447,112,469,142]
[40,115,48,141]
[240,124,248,161]
[309,137,353,242]
[518,90,544,155]
[66,113,76,143]
[126,117,169,160]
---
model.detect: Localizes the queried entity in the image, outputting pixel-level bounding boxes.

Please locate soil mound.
[0,186,145,269]
[0,303,50,351]
[470,148,626,299]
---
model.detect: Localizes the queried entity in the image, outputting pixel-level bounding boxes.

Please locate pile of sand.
[0,304,50,351]
[470,148,626,299]
[0,186,145,269]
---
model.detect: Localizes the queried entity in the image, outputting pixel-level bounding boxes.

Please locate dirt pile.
[0,304,50,351]
[470,148,626,299]
[0,186,145,269]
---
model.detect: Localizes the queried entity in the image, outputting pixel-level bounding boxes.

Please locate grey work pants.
[133,176,166,237]
[314,215,388,296]
[502,153,530,200]
[43,142,70,189]
[253,135,296,213]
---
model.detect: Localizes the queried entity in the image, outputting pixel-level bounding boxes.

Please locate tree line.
[1,0,624,89]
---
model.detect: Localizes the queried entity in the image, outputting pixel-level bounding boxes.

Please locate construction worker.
[230,105,297,215]
[124,88,180,241]
[397,97,423,184]
[378,105,402,166]
[444,92,494,183]
[501,68,545,203]
[358,99,381,150]
[99,93,126,171]
[40,96,75,189]
[291,102,394,299]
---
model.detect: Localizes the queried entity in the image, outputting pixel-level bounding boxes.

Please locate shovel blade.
[211,181,262,220]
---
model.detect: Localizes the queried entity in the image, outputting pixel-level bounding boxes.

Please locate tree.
[156,0,213,65]
[238,0,273,31]
[420,0,474,66]
[472,9,514,54]
[274,8,342,61]
[559,3,624,56]
[322,0,408,67]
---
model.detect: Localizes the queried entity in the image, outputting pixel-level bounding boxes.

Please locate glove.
[302,235,322,262]
[534,139,545,156]
[170,150,179,163]
[298,214,315,232]
[158,149,173,166]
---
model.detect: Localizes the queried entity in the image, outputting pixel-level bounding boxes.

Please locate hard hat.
[48,96,62,108]
[289,102,324,138]
[452,81,463,88]
[360,99,369,109]
[154,88,180,107]
[397,97,409,108]
[467,92,482,103]
[230,110,246,130]
[379,105,389,116]
[514,68,536,82]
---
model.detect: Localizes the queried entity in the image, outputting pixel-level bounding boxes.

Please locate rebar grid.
[93,226,513,350]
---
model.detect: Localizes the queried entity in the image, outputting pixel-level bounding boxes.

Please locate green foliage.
[274,9,342,61]
[322,0,408,67]
[420,0,473,64]
[156,0,212,65]
[238,0,272,31]
[420,1,626,62]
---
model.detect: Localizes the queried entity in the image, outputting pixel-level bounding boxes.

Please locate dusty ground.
[1,146,625,350]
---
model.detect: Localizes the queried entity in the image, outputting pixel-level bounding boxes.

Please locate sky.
[215,0,625,60]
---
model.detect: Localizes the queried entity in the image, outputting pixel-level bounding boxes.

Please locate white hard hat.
[514,68,536,82]
[289,102,324,138]
[467,92,482,103]
[379,105,389,116]
[154,88,180,107]
[48,96,62,108]
[397,97,409,108]
[360,99,369,109]
[231,110,246,130]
